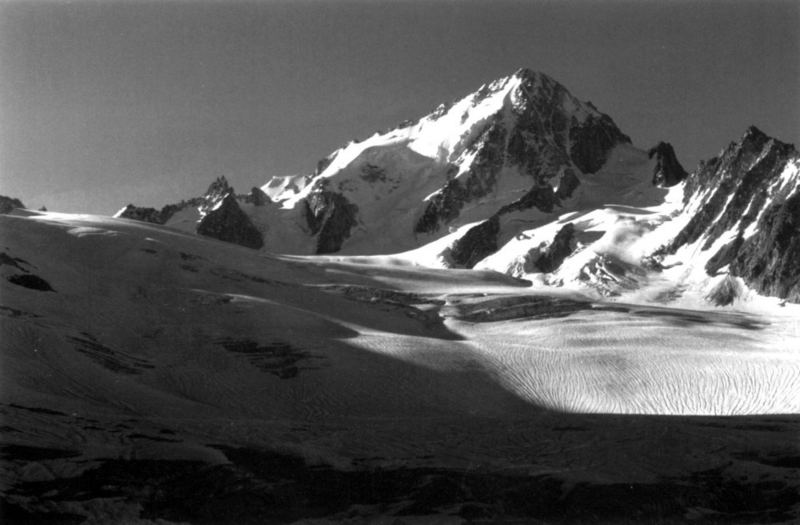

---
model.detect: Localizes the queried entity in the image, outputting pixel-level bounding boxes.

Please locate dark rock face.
[671,127,788,251]
[511,70,630,179]
[303,186,359,254]
[446,185,568,269]
[556,169,581,200]
[648,142,688,187]
[705,234,744,276]
[197,194,264,250]
[569,114,631,174]
[0,195,25,214]
[729,191,800,302]
[415,169,474,235]
[247,187,269,206]
[702,141,794,251]
[498,184,558,215]
[439,182,563,269]
[116,205,165,224]
[449,216,500,268]
[535,223,576,273]
[506,73,572,178]
[670,126,800,302]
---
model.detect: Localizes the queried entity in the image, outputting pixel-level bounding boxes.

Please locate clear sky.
[1,0,798,214]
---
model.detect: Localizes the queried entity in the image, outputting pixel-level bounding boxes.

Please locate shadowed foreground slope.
[1,211,799,523]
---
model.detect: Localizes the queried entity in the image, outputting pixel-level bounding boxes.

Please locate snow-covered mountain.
[114,69,799,306]
[119,69,657,252]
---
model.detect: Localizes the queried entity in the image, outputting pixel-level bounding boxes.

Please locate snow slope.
[263,69,633,256]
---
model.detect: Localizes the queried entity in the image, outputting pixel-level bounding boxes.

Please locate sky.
[1,0,798,214]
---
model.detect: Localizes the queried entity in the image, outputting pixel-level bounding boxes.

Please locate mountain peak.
[510,68,563,97]
[648,141,688,187]
[736,125,772,152]
[743,125,767,141]
[512,67,551,83]
[735,125,796,159]
[206,175,232,197]
[467,69,562,110]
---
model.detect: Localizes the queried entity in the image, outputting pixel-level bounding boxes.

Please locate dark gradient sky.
[1,0,798,214]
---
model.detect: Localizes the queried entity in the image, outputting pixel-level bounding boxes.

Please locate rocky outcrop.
[671,127,792,251]
[116,205,165,224]
[0,196,25,214]
[648,142,687,187]
[303,186,359,254]
[197,193,264,249]
[669,125,800,302]
[116,176,264,250]
[247,187,269,206]
[414,167,474,234]
[449,216,500,268]
[535,223,576,273]
[705,275,743,306]
[555,169,581,200]
[445,182,565,269]
[704,234,744,276]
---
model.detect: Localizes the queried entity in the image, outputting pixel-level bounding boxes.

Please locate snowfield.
[1,210,799,523]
